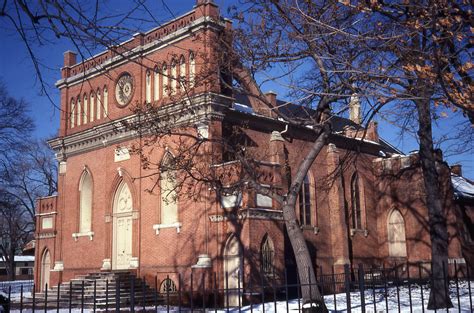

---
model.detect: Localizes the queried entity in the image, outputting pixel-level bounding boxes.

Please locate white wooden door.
[224,235,242,307]
[112,182,133,270]
[40,250,51,291]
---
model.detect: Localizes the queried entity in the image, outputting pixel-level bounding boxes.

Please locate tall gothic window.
[189,52,195,88]
[76,96,82,126]
[83,94,88,124]
[146,70,151,103]
[160,152,178,224]
[90,92,95,122]
[299,174,311,226]
[79,170,93,233]
[388,210,407,257]
[350,173,362,229]
[162,64,168,97]
[103,87,108,116]
[153,66,160,101]
[170,60,177,95]
[179,55,186,91]
[261,234,275,276]
[96,89,101,120]
[70,99,75,128]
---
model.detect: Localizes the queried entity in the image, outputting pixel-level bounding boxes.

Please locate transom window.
[159,278,177,294]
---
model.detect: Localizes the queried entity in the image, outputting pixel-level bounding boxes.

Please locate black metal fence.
[0,261,472,312]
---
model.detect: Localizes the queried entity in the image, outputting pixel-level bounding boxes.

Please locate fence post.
[81,280,84,313]
[332,266,337,312]
[44,283,48,313]
[358,264,365,313]
[466,264,472,312]
[154,276,158,313]
[20,284,23,313]
[56,282,61,313]
[454,260,460,312]
[105,279,108,313]
[115,276,120,313]
[93,279,96,313]
[344,264,352,313]
[418,263,425,313]
[32,283,36,313]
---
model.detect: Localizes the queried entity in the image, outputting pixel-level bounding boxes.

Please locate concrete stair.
[23,271,162,310]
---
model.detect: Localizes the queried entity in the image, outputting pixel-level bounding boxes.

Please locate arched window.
[299,174,312,226]
[90,92,95,122]
[261,234,275,277]
[70,99,76,128]
[189,52,195,88]
[170,60,177,95]
[79,170,93,233]
[350,173,362,229]
[83,94,88,124]
[179,55,186,91]
[153,66,160,101]
[162,63,168,97]
[103,87,108,116]
[96,89,101,120]
[146,70,151,103]
[159,278,177,294]
[388,210,407,257]
[160,152,178,224]
[76,96,82,126]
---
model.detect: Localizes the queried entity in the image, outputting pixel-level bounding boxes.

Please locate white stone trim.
[153,222,182,235]
[72,231,94,241]
[36,211,58,217]
[51,261,64,272]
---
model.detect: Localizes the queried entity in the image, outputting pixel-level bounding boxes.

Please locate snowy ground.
[4,281,473,312]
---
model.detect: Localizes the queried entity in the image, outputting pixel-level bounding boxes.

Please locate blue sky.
[0,0,472,178]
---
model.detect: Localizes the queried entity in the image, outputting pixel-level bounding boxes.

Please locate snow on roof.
[451,175,474,200]
[0,256,34,262]
[233,102,254,114]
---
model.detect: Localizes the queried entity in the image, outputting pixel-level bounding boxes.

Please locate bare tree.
[347,0,473,309]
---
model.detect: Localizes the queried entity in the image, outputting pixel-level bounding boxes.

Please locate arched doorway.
[112,181,133,269]
[40,249,51,291]
[224,234,242,307]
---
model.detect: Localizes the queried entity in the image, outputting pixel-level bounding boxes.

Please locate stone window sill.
[72,231,94,241]
[350,228,368,237]
[301,225,320,234]
[153,222,182,235]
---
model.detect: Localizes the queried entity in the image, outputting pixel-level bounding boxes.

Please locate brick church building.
[34,0,473,300]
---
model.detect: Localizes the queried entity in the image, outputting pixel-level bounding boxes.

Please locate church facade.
[34,0,471,298]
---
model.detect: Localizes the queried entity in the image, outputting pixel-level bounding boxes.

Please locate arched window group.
[69,86,108,129]
[146,51,196,103]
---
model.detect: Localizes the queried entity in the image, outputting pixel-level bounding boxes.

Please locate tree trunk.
[415,98,453,310]
[281,128,330,313]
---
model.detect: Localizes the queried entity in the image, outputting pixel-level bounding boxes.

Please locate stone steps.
[23,271,163,309]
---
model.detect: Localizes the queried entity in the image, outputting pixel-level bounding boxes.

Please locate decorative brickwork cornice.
[56,15,226,88]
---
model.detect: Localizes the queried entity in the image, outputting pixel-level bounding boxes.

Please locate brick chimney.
[451,164,462,176]
[63,51,77,67]
[349,93,361,124]
[366,121,379,142]
[265,91,277,118]
[195,0,219,18]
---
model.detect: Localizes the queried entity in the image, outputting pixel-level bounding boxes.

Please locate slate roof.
[233,93,400,154]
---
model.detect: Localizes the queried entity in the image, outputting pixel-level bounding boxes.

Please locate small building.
[0,256,34,281]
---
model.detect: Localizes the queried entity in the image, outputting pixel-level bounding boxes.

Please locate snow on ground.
[6,281,473,312]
